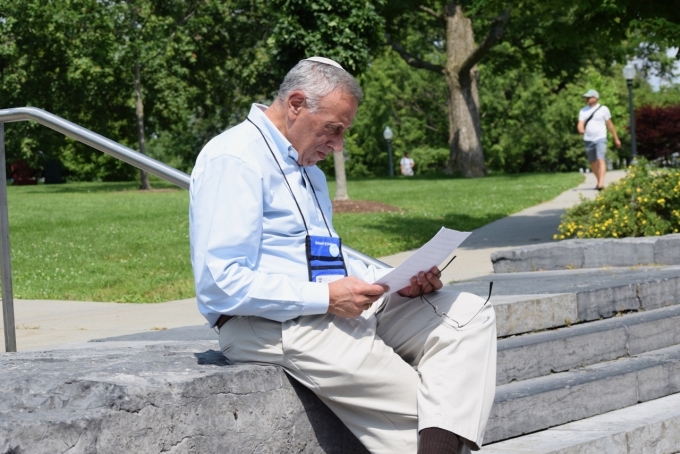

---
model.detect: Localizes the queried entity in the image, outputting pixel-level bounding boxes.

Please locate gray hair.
[276,60,363,113]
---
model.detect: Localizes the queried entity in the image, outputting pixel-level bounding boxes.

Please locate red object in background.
[634,104,680,160]
[10,160,38,185]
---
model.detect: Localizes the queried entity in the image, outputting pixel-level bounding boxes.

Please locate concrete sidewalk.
[0,298,205,351]
[379,170,626,284]
[1,170,625,352]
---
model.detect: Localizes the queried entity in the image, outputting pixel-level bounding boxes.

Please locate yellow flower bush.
[557,159,680,239]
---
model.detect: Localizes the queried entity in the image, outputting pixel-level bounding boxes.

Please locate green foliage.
[557,160,680,240]
[342,49,449,176]
[2,0,678,182]
[0,0,137,180]
[0,0,386,181]
[408,146,449,175]
[0,0,207,180]
[480,59,635,172]
[346,44,679,176]
[267,0,385,75]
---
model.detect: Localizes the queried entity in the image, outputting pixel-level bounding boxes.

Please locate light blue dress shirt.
[190,104,383,326]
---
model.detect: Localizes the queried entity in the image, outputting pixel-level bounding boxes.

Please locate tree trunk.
[134,61,151,190]
[443,2,485,177]
[333,149,349,201]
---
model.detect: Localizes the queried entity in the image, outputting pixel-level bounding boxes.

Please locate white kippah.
[302,56,345,71]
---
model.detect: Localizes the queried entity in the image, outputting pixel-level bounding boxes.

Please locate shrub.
[408,146,450,175]
[635,104,680,161]
[556,159,680,239]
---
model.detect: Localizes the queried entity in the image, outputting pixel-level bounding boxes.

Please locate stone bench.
[0,341,367,454]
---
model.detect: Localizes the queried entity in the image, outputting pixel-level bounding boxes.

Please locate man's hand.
[397,266,443,298]
[328,276,388,318]
[614,137,622,148]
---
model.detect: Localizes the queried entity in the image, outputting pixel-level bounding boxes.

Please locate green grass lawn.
[330,173,584,257]
[8,180,191,303]
[6,172,582,303]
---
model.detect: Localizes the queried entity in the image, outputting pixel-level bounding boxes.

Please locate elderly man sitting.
[189,56,497,454]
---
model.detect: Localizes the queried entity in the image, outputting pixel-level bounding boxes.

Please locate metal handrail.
[0,107,388,352]
[0,108,190,188]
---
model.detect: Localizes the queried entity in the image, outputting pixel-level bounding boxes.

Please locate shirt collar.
[248,104,300,163]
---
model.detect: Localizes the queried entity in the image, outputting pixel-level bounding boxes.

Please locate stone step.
[452,266,680,335]
[482,393,680,453]
[491,293,577,337]
[491,234,680,273]
[485,343,680,444]
[497,304,680,385]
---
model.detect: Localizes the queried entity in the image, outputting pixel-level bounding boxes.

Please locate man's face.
[286,90,358,166]
[586,96,598,106]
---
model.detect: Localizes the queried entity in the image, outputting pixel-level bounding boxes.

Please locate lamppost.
[623,64,637,159]
[383,126,394,177]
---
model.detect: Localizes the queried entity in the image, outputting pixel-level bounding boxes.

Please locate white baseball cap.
[582,89,599,98]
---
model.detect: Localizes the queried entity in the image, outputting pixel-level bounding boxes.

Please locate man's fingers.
[427,273,444,290]
[363,283,388,296]
[416,268,443,295]
[426,271,443,290]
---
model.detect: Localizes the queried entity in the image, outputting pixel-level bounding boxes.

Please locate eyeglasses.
[419,256,494,330]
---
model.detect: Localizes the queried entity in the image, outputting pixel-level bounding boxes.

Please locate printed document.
[374,227,470,294]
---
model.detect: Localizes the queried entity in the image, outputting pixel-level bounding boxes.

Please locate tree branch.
[459,9,511,76]
[390,41,445,74]
[418,5,444,22]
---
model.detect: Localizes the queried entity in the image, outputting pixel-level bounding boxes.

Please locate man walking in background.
[577,89,622,190]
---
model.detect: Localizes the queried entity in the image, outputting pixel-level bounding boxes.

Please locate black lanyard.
[246,117,333,237]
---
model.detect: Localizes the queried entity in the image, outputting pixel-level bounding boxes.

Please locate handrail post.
[0,123,16,352]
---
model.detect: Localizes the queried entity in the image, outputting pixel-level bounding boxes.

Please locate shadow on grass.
[338,212,507,252]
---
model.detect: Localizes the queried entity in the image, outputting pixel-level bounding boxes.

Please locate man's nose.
[328,134,344,152]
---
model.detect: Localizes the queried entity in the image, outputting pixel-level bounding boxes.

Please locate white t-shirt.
[578,103,611,142]
[400,157,414,176]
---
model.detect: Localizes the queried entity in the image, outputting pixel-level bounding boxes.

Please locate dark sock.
[418,427,459,454]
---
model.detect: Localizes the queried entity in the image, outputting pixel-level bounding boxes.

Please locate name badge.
[306,235,348,283]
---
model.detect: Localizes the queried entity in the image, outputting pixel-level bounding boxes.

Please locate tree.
[119,0,198,189]
[383,1,510,177]
[333,148,349,201]
[0,0,202,182]
[343,48,449,177]
[380,0,680,177]
[1,1,386,181]
[266,0,386,77]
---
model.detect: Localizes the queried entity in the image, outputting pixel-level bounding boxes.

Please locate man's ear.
[287,91,306,119]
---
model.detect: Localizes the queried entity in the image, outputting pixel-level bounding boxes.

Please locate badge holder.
[306,235,347,283]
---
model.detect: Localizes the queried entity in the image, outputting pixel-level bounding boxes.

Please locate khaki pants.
[219,289,497,454]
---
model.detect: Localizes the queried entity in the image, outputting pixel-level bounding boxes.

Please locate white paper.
[373,227,470,295]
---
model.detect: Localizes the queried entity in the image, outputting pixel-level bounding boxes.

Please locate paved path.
[379,170,626,284]
[1,298,205,351]
[1,170,625,352]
